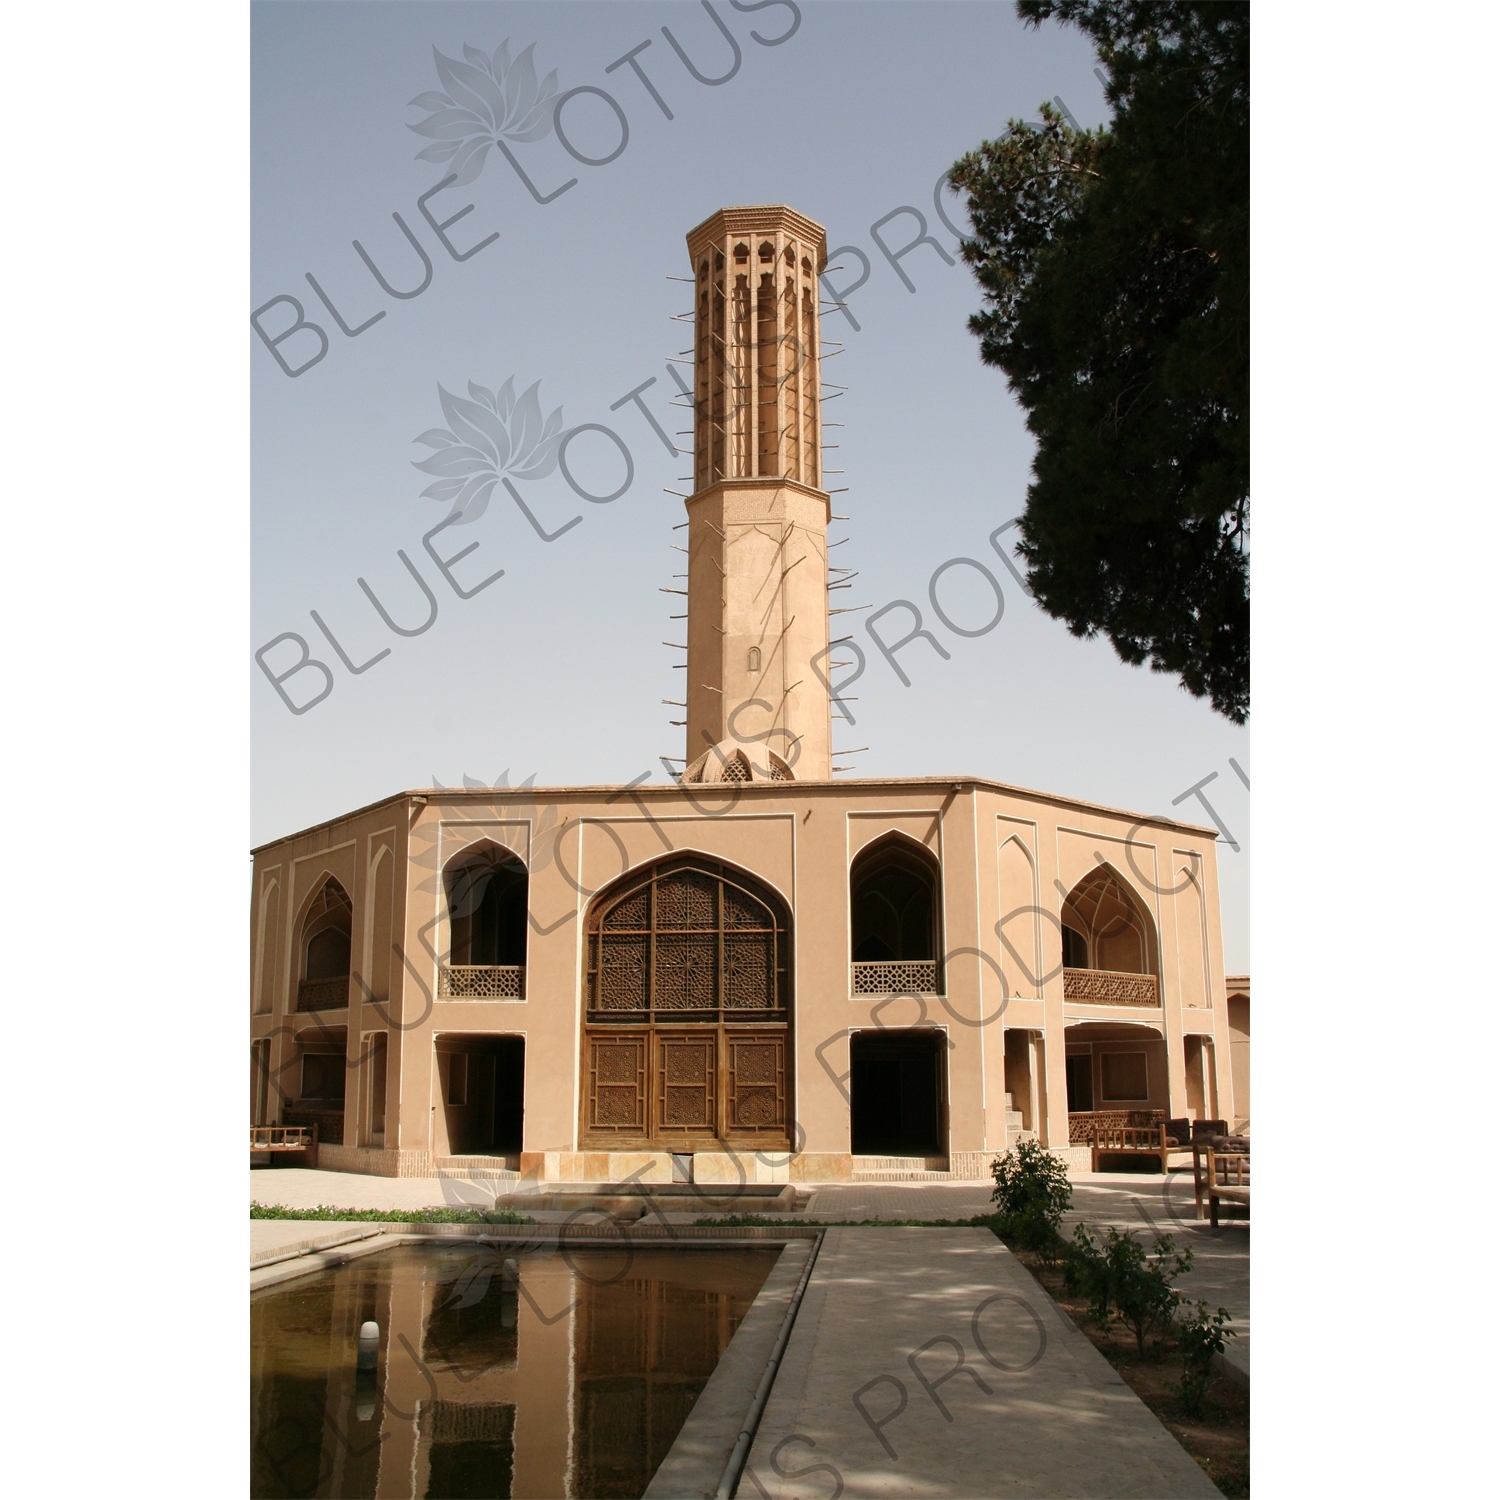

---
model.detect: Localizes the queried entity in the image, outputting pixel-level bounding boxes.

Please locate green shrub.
[1170,1300,1236,1416]
[989,1139,1072,1260]
[1063,1224,1193,1355]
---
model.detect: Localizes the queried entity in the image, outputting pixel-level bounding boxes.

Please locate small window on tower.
[783,245,795,265]
[801,256,812,276]
[699,259,709,278]
[747,646,761,673]
[716,249,726,270]
[733,243,749,263]
[758,241,774,262]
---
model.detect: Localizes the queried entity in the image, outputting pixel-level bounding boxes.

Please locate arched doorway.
[581,856,791,1151]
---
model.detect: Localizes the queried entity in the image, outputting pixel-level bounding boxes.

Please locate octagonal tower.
[681,206,833,783]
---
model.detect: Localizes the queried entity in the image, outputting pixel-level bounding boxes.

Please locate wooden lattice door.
[582,858,791,1148]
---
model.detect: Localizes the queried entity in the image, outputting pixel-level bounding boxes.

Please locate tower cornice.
[686,205,828,267]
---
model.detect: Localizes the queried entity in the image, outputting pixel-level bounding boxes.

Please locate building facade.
[250,207,1240,1182]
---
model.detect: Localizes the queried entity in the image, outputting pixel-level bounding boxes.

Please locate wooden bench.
[250,1124,318,1164]
[1089,1123,1172,1173]
[1070,1111,1172,1172]
[1193,1137,1249,1220]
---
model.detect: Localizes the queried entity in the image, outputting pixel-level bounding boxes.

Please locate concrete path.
[740,1228,1219,1499]
[250,1219,392,1264]
[250,1167,496,1212]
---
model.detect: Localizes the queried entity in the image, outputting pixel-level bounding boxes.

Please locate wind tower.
[679,207,833,783]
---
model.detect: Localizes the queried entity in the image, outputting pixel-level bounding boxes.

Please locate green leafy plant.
[1063,1224,1193,1355]
[1170,1300,1236,1416]
[990,1139,1073,1261]
[251,1202,526,1224]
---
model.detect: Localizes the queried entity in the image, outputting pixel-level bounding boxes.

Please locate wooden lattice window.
[587,859,788,1022]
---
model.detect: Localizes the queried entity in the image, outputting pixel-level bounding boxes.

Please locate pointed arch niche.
[581,855,790,1150]
[996,834,1041,997]
[1060,865,1160,1008]
[253,875,281,1016]
[297,877,352,1011]
[440,840,528,998]
[849,833,942,996]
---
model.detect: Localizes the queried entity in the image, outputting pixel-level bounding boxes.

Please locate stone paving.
[250,1219,389,1263]
[742,1227,1221,1498]
[250,1166,498,1213]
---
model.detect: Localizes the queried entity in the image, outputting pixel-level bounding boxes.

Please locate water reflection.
[251,1244,775,1499]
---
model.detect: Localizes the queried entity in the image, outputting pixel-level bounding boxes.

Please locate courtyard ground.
[248,1165,1248,1382]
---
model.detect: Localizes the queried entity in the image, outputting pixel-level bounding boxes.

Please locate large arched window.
[298,878,351,1011]
[849,835,942,994]
[1060,866,1160,1007]
[582,856,790,1148]
[441,845,528,997]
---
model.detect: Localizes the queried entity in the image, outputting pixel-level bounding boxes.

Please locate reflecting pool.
[251,1244,777,1499]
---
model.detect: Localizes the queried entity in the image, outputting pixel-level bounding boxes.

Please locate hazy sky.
[252,0,1249,969]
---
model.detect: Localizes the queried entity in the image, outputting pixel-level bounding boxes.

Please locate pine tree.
[950,1,1249,721]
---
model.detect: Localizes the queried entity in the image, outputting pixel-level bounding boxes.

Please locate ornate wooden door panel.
[726,1032,786,1135]
[656,1033,717,1135]
[587,1034,648,1135]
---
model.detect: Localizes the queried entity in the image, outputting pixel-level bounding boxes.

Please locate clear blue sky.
[252,0,1249,969]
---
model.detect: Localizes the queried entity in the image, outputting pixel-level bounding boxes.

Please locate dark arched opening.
[298,878,352,1011]
[850,835,942,995]
[442,846,528,998]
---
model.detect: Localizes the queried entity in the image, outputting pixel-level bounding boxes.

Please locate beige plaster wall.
[249,797,409,1148]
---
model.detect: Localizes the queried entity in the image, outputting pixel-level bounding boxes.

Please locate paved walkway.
[250,1219,391,1264]
[742,1227,1220,1497]
[251,1166,498,1212]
